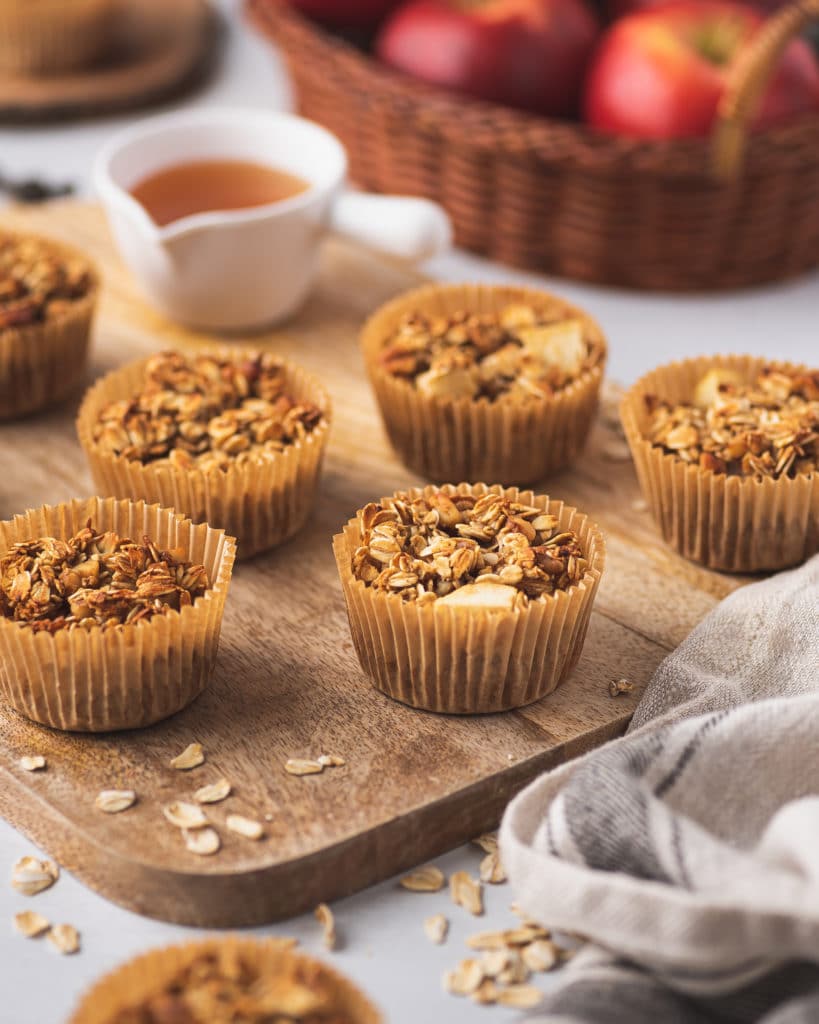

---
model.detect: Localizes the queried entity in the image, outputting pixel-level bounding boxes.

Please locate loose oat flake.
[170,742,205,770]
[522,938,560,972]
[479,851,507,885]
[95,789,136,814]
[194,778,232,804]
[424,913,449,945]
[399,866,445,892]
[11,856,59,896]
[13,910,50,937]
[184,827,220,856]
[19,755,46,772]
[609,678,634,698]
[496,984,543,1009]
[450,870,483,916]
[317,754,346,767]
[225,814,264,840]
[443,958,484,997]
[315,903,336,950]
[471,832,498,855]
[284,758,324,776]
[471,979,499,1005]
[48,924,80,955]
[163,801,208,830]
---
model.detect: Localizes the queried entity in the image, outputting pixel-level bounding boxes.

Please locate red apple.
[286,0,403,27]
[375,0,600,117]
[584,1,819,138]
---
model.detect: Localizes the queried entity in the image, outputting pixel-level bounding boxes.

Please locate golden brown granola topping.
[0,234,92,330]
[0,523,208,633]
[379,304,598,401]
[107,947,353,1024]
[92,351,324,471]
[351,492,587,606]
[647,367,819,479]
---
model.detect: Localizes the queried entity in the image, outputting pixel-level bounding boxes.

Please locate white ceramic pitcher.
[94,107,452,331]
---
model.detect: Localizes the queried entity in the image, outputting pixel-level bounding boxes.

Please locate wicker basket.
[247,0,819,292]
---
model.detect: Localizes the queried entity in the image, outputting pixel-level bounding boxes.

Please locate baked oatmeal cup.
[333,483,605,713]
[621,355,819,572]
[0,230,98,419]
[0,496,235,732]
[69,936,382,1024]
[361,284,606,485]
[0,0,114,74]
[77,349,331,559]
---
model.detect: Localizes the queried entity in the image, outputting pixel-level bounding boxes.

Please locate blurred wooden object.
[0,0,220,123]
[248,0,819,292]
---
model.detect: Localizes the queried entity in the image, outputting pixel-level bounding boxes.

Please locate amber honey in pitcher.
[129,159,311,227]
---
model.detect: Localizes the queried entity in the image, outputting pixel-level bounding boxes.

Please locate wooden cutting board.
[0,203,746,927]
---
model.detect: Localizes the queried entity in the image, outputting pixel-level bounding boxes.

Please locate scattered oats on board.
[13,910,50,938]
[472,979,499,1005]
[48,924,80,955]
[317,754,346,767]
[162,801,208,830]
[609,678,634,698]
[481,949,514,978]
[315,903,336,950]
[225,814,264,840]
[170,742,204,770]
[11,856,59,896]
[194,778,231,804]
[19,755,46,772]
[479,851,507,885]
[284,758,323,776]
[450,870,483,916]
[424,914,449,945]
[496,984,543,1009]
[443,958,484,997]
[399,866,445,892]
[95,789,136,814]
[184,827,220,856]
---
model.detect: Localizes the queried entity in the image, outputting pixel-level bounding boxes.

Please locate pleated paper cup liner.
[333,483,606,714]
[0,236,98,421]
[360,283,606,486]
[621,354,819,573]
[77,349,331,559]
[0,496,236,733]
[0,0,114,74]
[68,936,383,1024]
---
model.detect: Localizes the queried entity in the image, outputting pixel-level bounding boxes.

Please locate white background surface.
[0,2,816,1022]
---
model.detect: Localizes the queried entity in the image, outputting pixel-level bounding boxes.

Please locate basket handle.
[712,0,819,180]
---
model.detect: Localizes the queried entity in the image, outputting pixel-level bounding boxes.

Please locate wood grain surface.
[0,203,747,927]
[0,0,219,124]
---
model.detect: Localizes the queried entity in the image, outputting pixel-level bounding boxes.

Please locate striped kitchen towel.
[500,555,819,1023]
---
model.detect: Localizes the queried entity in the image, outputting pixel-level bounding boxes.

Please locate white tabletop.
[0,3,817,1022]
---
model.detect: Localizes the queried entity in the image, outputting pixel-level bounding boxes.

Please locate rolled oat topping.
[92,351,324,471]
[351,492,586,606]
[378,305,598,401]
[647,367,819,479]
[0,234,92,330]
[106,947,353,1024]
[0,523,208,633]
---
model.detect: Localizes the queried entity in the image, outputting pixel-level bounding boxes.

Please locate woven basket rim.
[251,0,819,178]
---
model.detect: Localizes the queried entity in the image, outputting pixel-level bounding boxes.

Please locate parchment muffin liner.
[68,936,382,1024]
[0,496,236,733]
[360,283,607,485]
[0,0,114,74]
[0,234,98,421]
[333,482,606,714]
[77,349,331,559]
[620,354,819,573]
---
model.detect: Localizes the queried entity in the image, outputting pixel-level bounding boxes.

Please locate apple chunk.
[517,319,586,377]
[438,582,520,610]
